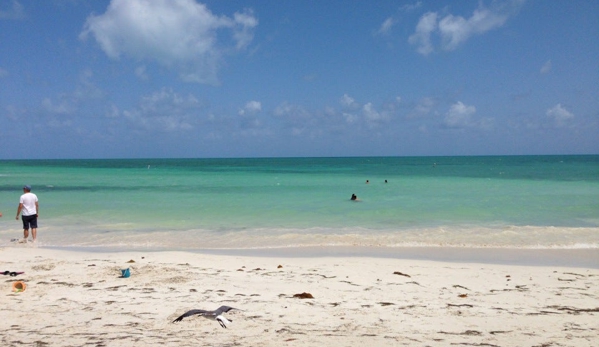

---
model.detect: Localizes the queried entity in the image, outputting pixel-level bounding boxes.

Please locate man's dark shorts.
[22,215,38,229]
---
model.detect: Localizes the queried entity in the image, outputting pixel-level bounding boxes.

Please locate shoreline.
[39,245,599,269]
[1,247,598,346]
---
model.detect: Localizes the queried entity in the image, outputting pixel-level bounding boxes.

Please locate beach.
[2,156,599,251]
[2,247,598,347]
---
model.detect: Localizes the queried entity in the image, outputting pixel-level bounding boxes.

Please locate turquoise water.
[0,156,598,250]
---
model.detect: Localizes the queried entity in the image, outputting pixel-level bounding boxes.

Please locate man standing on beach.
[16,185,38,242]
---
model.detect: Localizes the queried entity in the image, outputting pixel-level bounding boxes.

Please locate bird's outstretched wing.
[172,309,211,323]
[214,306,237,315]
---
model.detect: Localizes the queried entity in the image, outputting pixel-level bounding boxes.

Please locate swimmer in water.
[351,194,358,201]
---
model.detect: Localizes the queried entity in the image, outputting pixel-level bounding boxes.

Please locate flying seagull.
[172,305,239,328]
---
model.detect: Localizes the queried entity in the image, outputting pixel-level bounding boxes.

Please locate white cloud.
[80,0,257,84]
[363,103,380,121]
[239,100,261,115]
[377,2,421,37]
[141,88,200,110]
[400,1,423,12]
[340,94,360,110]
[273,102,311,121]
[122,88,202,132]
[444,101,476,127]
[409,97,436,118]
[377,17,394,35]
[540,60,552,74]
[342,112,358,124]
[273,102,293,117]
[408,12,437,55]
[546,103,574,125]
[410,1,523,55]
[439,8,508,51]
[273,102,359,137]
[363,103,390,127]
[231,10,258,49]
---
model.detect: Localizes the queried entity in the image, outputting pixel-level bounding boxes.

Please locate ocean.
[0,156,598,251]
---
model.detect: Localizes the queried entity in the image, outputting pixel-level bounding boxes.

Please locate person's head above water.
[351,194,357,200]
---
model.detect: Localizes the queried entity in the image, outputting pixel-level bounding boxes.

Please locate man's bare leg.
[22,228,29,242]
[31,228,37,241]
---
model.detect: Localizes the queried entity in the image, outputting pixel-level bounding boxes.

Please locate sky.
[0,0,598,159]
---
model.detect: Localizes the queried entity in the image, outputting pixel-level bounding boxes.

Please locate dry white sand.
[1,247,598,347]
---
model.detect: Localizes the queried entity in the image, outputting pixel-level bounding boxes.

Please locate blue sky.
[0,0,597,159]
